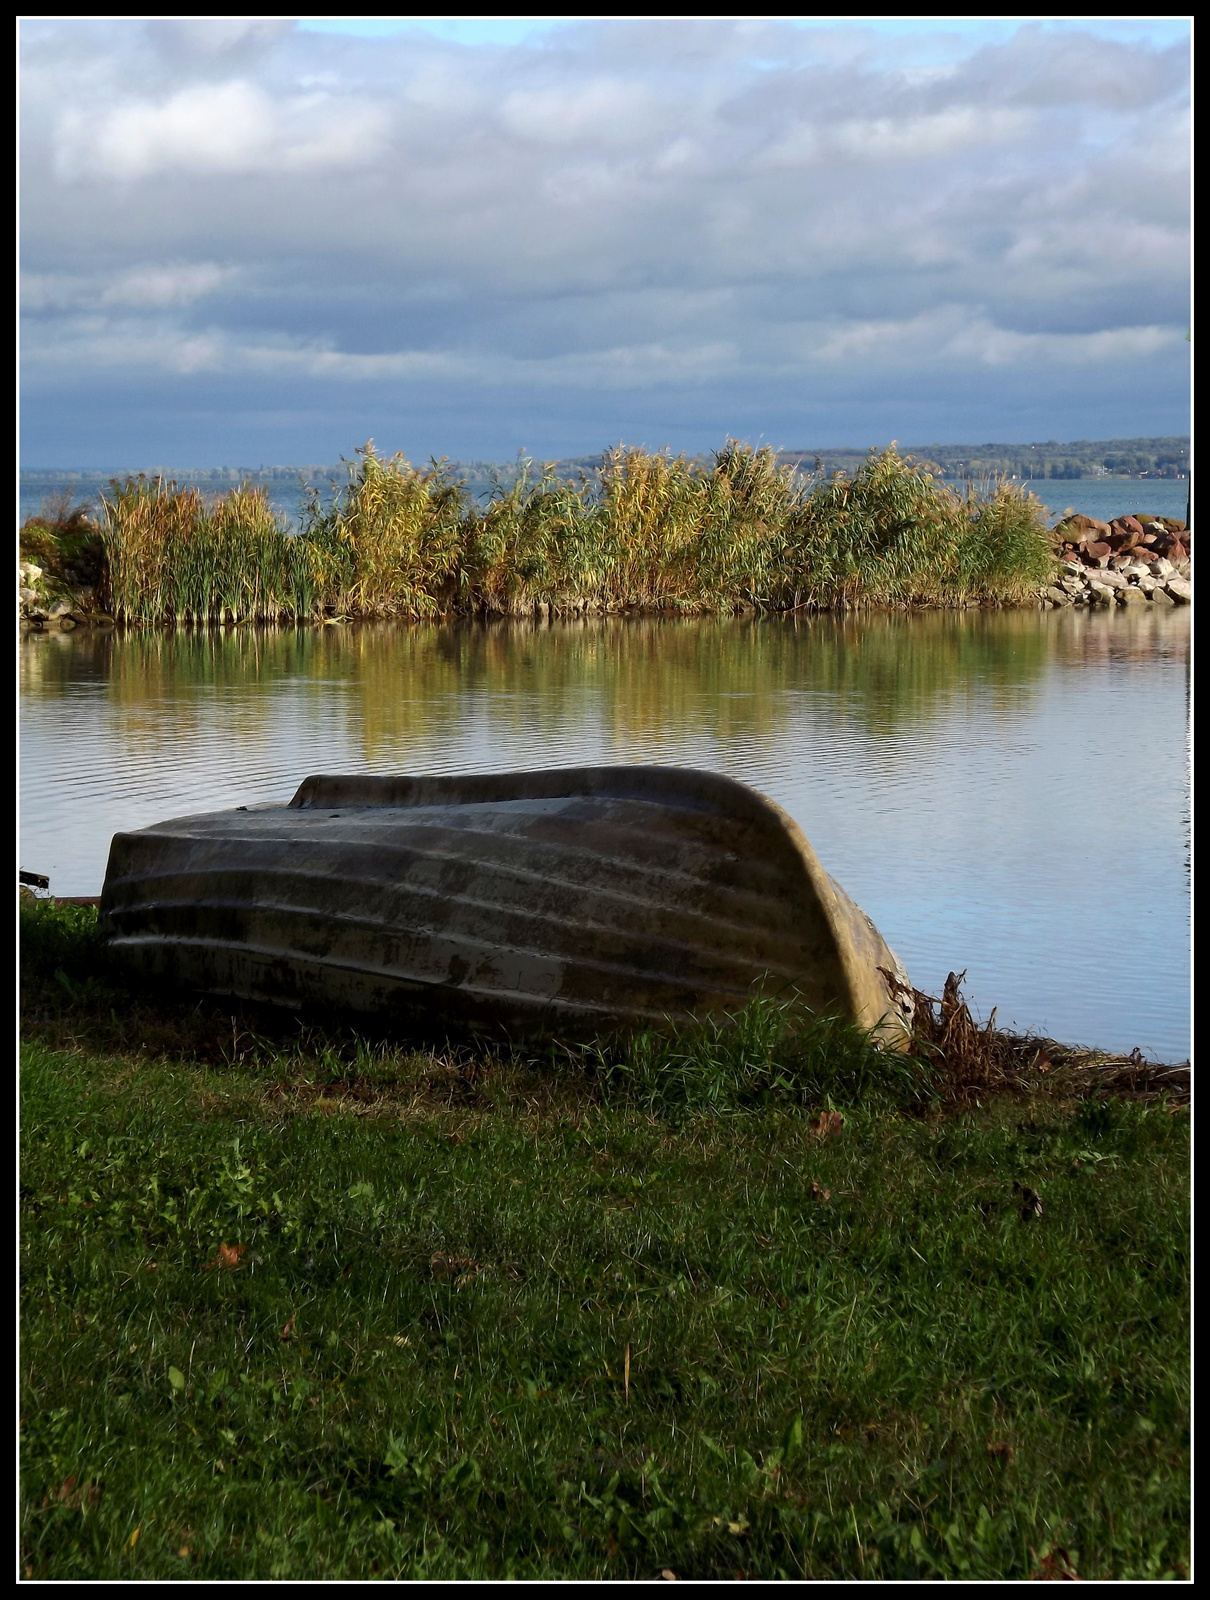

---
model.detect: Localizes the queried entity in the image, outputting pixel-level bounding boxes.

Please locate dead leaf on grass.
[1030,1547,1081,1580]
[46,1475,100,1511]
[810,1180,832,1202]
[430,1252,479,1283]
[809,1111,845,1140]
[202,1243,248,1270]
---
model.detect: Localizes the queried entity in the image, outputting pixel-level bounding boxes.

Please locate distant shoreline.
[16,433,1191,484]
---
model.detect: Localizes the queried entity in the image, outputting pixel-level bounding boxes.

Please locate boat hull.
[99,767,911,1044]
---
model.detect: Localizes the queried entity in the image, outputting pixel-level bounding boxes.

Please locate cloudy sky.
[19,16,1191,467]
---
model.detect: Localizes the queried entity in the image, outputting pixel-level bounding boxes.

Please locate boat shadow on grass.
[20,898,1188,1116]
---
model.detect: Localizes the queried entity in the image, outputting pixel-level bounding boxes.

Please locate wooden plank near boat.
[98,766,912,1045]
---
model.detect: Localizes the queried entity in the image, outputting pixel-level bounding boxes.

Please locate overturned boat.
[99,766,911,1044]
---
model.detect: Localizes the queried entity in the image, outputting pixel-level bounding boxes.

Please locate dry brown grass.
[883,967,1189,1107]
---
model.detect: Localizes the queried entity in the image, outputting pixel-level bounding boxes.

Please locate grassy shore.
[19,901,1189,1580]
[20,443,1057,626]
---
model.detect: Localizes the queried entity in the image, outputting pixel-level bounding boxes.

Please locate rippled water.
[20,607,1190,1060]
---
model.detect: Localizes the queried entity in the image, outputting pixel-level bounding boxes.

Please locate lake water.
[19,607,1190,1062]
[18,473,1191,532]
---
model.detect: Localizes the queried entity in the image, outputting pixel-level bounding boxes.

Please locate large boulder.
[1148,529,1185,557]
[1107,516,1146,550]
[1128,515,1187,534]
[1054,513,1111,546]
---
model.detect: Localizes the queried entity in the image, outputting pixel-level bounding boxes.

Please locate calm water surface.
[19,609,1190,1061]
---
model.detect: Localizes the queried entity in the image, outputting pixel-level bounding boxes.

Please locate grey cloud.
[19,18,1189,464]
[22,262,237,312]
[146,17,296,64]
[955,26,1188,109]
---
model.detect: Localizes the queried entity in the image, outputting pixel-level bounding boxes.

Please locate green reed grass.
[299,448,465,620]
[456,458,590,616]
[955,480,1059,600]
[100,478,316,625]
[95,444,1056,626]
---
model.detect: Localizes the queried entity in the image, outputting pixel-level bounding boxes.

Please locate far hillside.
[776,438,1189,482]
[19,437,1191,500]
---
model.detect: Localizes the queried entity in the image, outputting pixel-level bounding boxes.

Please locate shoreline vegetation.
[19,899,1190,1579]
[21,442,1077,628]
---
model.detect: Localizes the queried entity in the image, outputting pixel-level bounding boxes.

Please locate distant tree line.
[775,437,1189,482]
[19,436,1189,494]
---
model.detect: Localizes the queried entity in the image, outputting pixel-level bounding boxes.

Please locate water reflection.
[20,607,1189,1060]
[21,608,1063,744]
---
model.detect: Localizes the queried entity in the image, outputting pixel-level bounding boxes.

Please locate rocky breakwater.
[1039,514,1191,611]
[19,550,113,632]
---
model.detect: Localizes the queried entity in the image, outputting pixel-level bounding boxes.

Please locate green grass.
[20,903,1189,1580]
[592,997,932,1118]
[67,442,1057,626]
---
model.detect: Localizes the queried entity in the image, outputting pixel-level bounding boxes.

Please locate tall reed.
[458,459,585,615]
[954,479,1057,599]
[101,478,313,624]
[298,444,466,619]
[98,442,1057,625]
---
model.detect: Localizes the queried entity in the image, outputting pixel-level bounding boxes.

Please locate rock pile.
[1040,515,1191,609]
[19,553,112,631]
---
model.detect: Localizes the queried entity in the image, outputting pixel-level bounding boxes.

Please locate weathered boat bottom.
[100,766,914,1047]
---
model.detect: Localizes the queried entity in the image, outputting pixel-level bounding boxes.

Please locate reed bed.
[101,479,317,625]
[95,443,1055,626]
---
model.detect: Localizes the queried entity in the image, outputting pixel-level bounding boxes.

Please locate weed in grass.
[20,494,109,617]
[20,492,105,580]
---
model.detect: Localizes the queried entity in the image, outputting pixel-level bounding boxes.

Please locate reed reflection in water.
[20,607,1189,1061]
